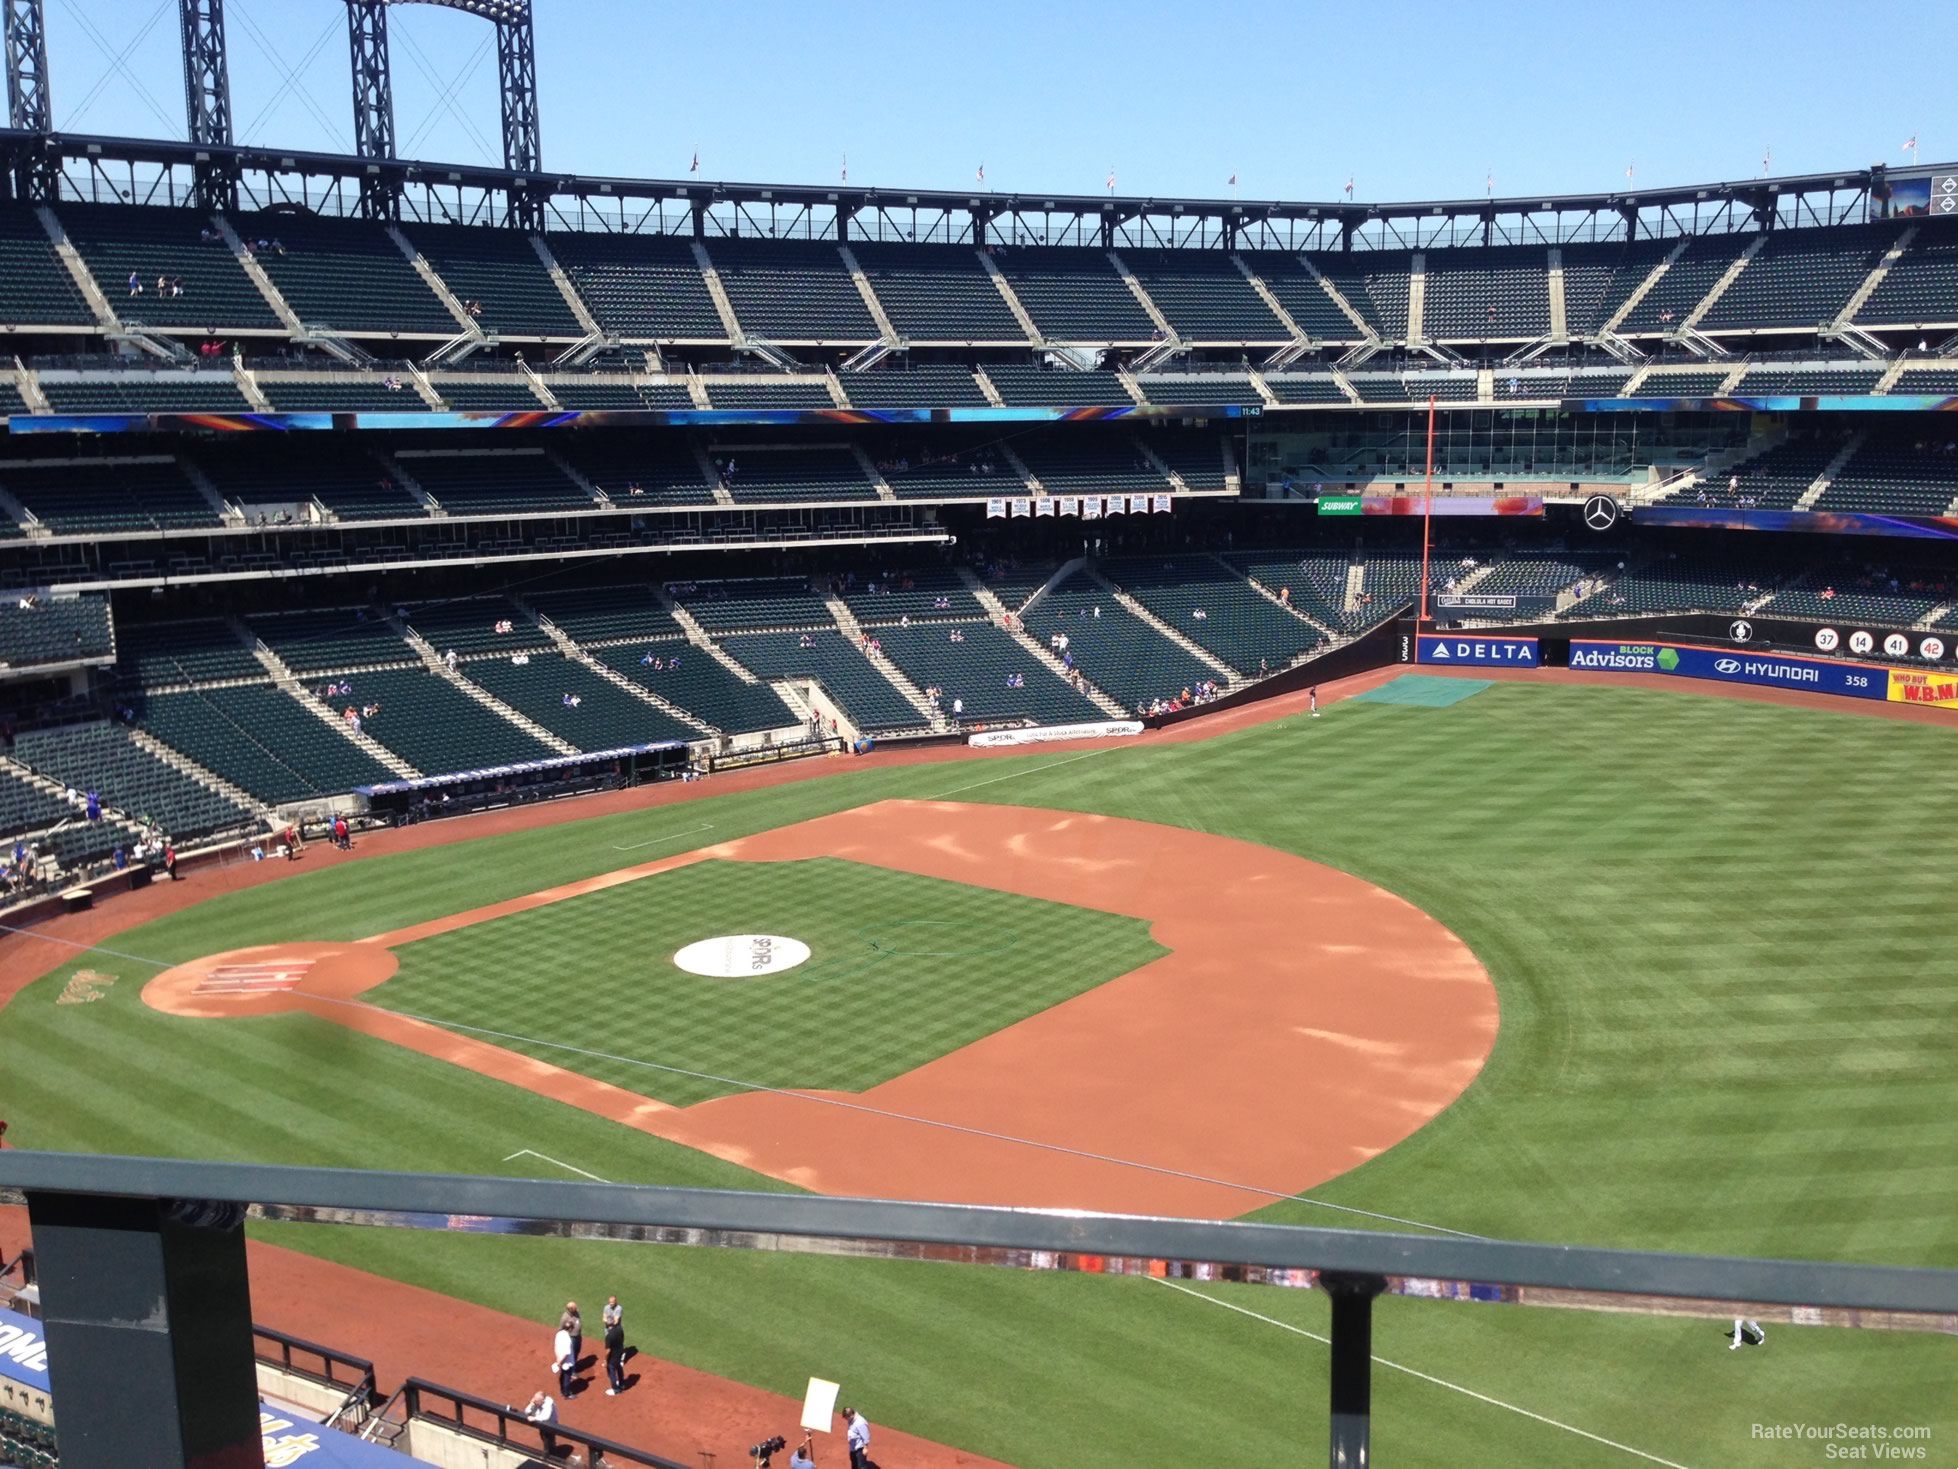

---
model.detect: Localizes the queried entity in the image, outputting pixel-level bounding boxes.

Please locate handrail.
[401,1376,690,1469]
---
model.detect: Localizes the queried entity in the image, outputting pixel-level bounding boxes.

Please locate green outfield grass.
[4,679,1956,1468]
[371,857,1164,1104]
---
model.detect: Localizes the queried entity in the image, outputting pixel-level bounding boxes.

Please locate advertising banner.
[1568,641,1887,700]
[0,1304,50,1392]
[1887,668,1958,709]
[1318,495,1365,516]
[1416,634,1540,667]
[968,721,1143,747]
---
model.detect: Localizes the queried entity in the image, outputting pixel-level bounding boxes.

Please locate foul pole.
[1417,393,1437,626]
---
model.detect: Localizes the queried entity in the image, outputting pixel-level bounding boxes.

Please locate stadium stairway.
[1792,433,1868,510]
[35,204,122,333]
[1206,552,1342,646]
[386,610,578,756]
[972,250,1044,344]
[1682,235,1769,330]
[1599,238,1692,335]
[1836,224,1918,330]
[822,593,944,727]
[651,584,773,682]
[247,642,421,780]
[520,599,716,738]
[123,723,274,822]
[385,224,484,343]
[962,567,1128,718]
[527,233,607,341]
[212,213,306,336]
[1083,565,1244,685]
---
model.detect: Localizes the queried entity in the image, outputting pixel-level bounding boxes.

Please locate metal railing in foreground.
[392,1376,689,1469]
[2,1151,1955,1469]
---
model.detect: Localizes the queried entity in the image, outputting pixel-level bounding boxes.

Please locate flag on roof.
[841,155,848,183]
[1228,172,1237,186]
[1106,167,1116,192]
[1903,135,1919,152]
[977,162,985,184]
[1343,176,1354,197]
[689,149,699,174]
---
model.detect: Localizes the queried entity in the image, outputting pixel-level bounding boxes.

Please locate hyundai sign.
[1567,641,1887,700]
[1416,634,1540,667]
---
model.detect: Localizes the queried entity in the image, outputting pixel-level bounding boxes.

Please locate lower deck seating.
[671,579,834,632]
[461,653,698,747]
[0,765,73,838]
[1224,551,1355,629]
[246,609,413,675]
[0,595,112,668]
[12,720,257,836]
[1028,574,1218,709]
[593,644,795,733]
[1103,555,1323,672]
[318,667,554,772]
[720,630,925,731]
[115,618,261,685]
[136,684,394,802]
[873,620,1103,724]
[842,566,982,624]
[527,583,687,644]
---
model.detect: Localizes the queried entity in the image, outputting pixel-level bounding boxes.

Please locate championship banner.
[1153,494,1172,513]
[1887,668,1958,708]
[1034,497,1056,516]
[1416,634,1539,667]
[1009,498,1031,517]
[1060,497,1080,517]
[1568,641,1887,700]
[985,498,1007,518]
[1083,497,1103,520]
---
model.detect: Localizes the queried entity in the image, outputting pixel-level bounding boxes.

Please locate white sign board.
[801,1377,840,1434]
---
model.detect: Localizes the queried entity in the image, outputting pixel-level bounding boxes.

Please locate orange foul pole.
[1417,393,1437,627]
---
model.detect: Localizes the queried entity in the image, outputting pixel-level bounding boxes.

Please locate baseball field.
[3,670,1955,1468]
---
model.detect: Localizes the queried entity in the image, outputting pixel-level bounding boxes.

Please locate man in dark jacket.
[603,1294,627,1394]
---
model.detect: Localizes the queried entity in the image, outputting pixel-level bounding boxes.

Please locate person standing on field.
[603,1295,627,1394]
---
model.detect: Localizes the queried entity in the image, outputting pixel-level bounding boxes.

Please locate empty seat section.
[712,446,876,503]
[197,439,421,521]
[842,567,981,623]
[1559,237,1676,336]
[258,375,428,411]
[1720,435,1845,507]
[1263,373,1352,404]
[1104,555,1323,671]
[402,222,582,336]
[548,378,694,410]
[983,364,1131,406]
[1027,573,1216,709]
[0,765,75,837]
[1618,235,1750,333]
[874,620,1102,723]
[39,375,250,413]
[994,247,1156,340]
[13,720,257,836]
[314,666,552,771]
[0,457,218,533]
[1240,252,1365,338]
[1736,365,1883,395]
[115,618,259,685]
[1015,432,1166,497]
[1147,431,1229,491]
[1570,556,1770,616]
[136,684,393,802]
[235,211,455,334]
[62,202,280,329]
[1120,249,1287,340]
[1811,435,1958,514]
[1133,374,1258,406]
[0,202,93,325]
[528,583,686,644]
[397,451,593,514]
[430,378,548,410]
[874,429,1016,498]
[719,630,924,731]
[703,379,837,409]
[707,238,877,340]
[247,609,414,675]
[1633,370,1733,397]
[1421,245,1551,338]
[546,231,726,338]
[461,653,698,746]
[593,643,793,732]
[1315,251,1412,338]
[1856,223,1958,325]
[1225,551,1358,629]
[1701,224,1892,330]
[838,366,989,408]
[0,595,111,668]
[851,241,1025,340]
[556,437,715,507]
[669,578,833,632]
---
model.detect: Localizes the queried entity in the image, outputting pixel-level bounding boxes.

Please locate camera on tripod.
[750,1434,788,1466]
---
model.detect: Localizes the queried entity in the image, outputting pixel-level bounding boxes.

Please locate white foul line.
[1149,1278,1695,1469]
[610,822,715,852]
[502,1149,610,1183]
[928,745,1118,799]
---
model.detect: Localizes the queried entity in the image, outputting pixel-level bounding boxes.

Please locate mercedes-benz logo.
[1582,495,1619,531]
[1729,619,1753,643]
[1715,657,1741,674]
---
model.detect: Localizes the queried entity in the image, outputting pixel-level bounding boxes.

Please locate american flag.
[1343,175,1354,198]
[977,162,985,184]
[1106,166,1116,193]
[1903,135,1918,153]
[841,154,848,184]
[689,148,699,174]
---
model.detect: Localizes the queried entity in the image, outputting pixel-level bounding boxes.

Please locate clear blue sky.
[42,0,1958,202]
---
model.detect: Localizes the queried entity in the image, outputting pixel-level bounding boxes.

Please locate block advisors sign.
[1416,635,1539,666]
[1567,641,1887,701]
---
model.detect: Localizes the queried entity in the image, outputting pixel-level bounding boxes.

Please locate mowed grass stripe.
[4,680,1956,1467]
[368,857,1166,1106]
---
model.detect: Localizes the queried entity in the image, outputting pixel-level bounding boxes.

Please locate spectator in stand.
[85,789,101,823]
[128,271,142,296]
[112,844,127,872]
[519,1392,558,1455]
